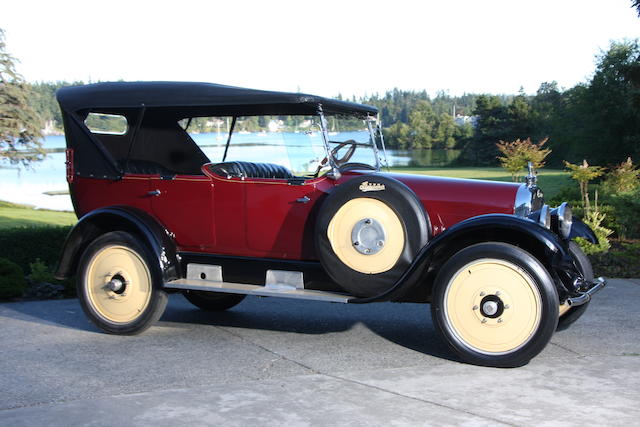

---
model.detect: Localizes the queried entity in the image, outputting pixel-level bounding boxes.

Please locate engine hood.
[369,172,521,235]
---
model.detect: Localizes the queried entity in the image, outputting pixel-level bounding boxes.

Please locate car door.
[148,174,215,251]
[243,176,331,259]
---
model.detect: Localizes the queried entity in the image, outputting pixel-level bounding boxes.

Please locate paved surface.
[0,279,638,426]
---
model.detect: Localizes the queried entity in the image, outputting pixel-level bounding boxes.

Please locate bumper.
[567,277,607,307]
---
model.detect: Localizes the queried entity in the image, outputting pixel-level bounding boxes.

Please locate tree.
[633,0,640,17]
[564,159,605,213]
[0,29,44,166]
[496,137,551,182]
[408,100,436,149]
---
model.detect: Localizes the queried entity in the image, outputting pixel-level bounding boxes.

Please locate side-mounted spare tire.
[315,175,429,297]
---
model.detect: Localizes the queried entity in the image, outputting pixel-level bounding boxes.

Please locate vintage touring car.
[55,82,605,367]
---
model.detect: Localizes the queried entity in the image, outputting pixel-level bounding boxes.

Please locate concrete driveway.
[0,278,639,426]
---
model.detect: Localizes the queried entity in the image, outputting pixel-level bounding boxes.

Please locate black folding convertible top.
[57,81,378,116]
[57,82,377,181]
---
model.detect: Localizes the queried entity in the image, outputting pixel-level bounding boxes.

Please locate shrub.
[0,258,26,299]
[0,226,71,273]
[575,210,614,255]
[589,240,640,278]
[608,188,640,239]
[604,157,640,194]
[24,258,67,300]
[28,258,56,283]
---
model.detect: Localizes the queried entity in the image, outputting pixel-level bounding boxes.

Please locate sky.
[1,0,639,98]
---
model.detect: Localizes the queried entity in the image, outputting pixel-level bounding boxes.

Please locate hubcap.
[327,198,405,274]
[351,217,386,255]
[444,258,542,355]
[85,245,152,324]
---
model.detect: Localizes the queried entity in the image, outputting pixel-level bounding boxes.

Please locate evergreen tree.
[0,29,44,166]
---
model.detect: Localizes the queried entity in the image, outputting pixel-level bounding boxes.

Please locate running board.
[164,278,352,303]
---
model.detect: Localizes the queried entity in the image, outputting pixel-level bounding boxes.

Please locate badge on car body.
[359,181,386,192]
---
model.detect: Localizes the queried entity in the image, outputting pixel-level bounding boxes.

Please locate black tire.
[557,241,594,331]
[315,175,429,297]
[183,291,245,311]
[76,231,168,335]
[430,242,559,367]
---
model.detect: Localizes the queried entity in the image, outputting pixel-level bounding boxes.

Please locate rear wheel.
[77,231,168,334]
[183,291,245,311]
[557,241,594,331]
[431,243,558,367]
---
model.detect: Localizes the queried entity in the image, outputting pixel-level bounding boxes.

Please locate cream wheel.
[443,259,542,355]
[327,198,404,274]
[431,242,558,367]
[77,231,167,334]
[85,245,152,323]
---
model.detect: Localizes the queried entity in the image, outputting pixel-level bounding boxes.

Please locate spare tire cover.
[315,175,429,297]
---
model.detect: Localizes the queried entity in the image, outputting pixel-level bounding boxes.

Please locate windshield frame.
[318,105,386,180]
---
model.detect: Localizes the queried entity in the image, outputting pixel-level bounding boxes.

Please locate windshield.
[184,113,385,179]
[322,114,384,173]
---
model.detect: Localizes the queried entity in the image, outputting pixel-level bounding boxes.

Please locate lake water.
[0,134,459,212]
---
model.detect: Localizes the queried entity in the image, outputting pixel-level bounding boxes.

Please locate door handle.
[296,196,310,203]
[148,189,161,196]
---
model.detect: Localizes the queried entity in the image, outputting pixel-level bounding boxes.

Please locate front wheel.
[77,231,168,334]
[431,242,559,367]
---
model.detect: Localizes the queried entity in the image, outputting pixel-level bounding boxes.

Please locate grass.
[0,201,76,229]
[391,167,571,200]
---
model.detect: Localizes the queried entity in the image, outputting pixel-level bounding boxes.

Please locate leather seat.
[209,161,294,179]
[119,159,176,177]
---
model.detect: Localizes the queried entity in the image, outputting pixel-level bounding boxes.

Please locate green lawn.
[392,167,571,200]
[0,201,76,229]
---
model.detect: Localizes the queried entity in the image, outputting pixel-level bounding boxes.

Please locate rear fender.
[55,206,180,282]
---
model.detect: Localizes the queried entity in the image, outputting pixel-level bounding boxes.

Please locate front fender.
[55,206,180,282]
[350,214,580,303]
[568,216,598,244]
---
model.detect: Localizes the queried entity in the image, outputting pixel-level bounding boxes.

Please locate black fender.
[55,206,180,282]
[350,214,581,304]
[568,216,598,244]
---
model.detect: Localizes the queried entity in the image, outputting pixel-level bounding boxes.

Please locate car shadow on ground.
[160,294,458,362]
[2,295,457,362]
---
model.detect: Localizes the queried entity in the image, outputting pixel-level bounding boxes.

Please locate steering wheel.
[314,140,357,177]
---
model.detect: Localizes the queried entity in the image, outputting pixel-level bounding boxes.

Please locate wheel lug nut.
[504,304,510,309]
[364,218,372,225]
[472,305,478,310]
[353,241,359,246]
[496,291,501,296]
[377,240,384,247]
[479,291,486,297]
[481,318,487,324]
[497,318,503,323]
